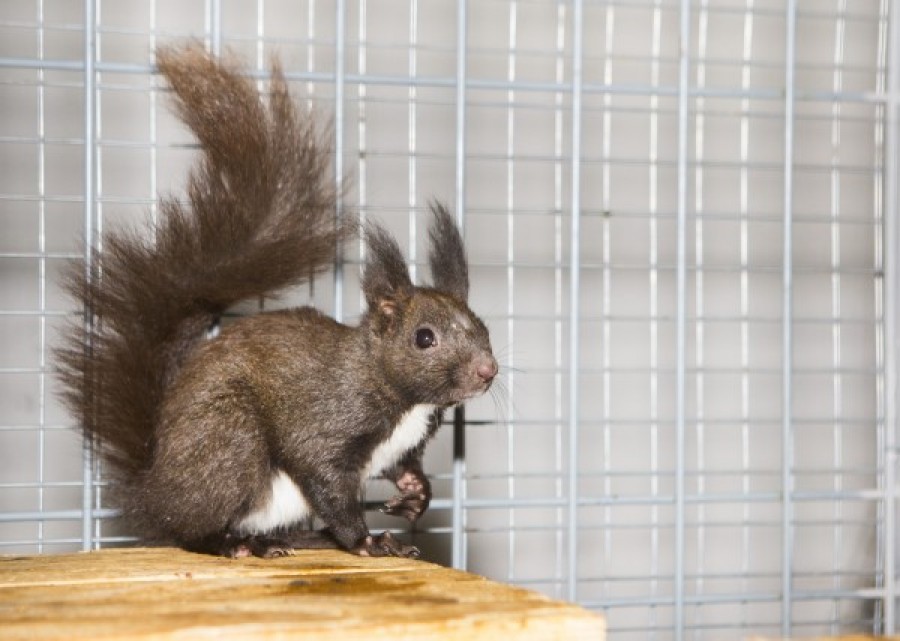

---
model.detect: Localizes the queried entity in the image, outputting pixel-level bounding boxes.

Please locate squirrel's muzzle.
[464,354,498,399]
[476,357,498,384]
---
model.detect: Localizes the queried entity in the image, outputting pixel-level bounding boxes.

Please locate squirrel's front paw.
[383,469,431,521]
[354,531,420,559]
[381,492,429,522]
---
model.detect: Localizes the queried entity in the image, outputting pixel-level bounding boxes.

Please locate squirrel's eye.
[415,327,437,349]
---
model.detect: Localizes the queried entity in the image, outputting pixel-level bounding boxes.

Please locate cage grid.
[1,0,899,639]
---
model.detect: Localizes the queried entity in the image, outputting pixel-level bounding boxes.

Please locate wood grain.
[0,547,605,640]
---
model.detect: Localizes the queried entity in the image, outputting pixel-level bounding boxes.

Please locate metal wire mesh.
[1,1,898,638]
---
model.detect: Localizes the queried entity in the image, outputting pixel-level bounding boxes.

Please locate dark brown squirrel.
[55,44,497,559]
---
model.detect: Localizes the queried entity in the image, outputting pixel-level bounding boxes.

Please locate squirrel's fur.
[55,44,496,559]
[57,45,351,481]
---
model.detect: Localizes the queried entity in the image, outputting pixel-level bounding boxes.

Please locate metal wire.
[567,0,584,605]
[80,0,97,554]
[0,1,896,638]
[881,0,899,631]
[451,0,469,573]
[782,1,797,635]
[674,1,690,637]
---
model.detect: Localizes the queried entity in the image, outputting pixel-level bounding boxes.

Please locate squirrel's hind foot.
[185,532,295,559]
[228,535,295,559]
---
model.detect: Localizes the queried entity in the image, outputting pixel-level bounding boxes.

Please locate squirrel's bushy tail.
[56,44,353,478]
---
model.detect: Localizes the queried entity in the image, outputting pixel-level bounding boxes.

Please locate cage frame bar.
[782,0,798,635]
[567,0,584,605]
[80,0,97,554]
[451,0,469,572]
[883,0,900,632]
[674,0,690,637]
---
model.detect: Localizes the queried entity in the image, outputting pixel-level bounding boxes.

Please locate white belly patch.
[236,469,310,535]
[364,404,437,479]
[236,405,436,535]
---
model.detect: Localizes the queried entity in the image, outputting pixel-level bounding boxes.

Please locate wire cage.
[2,1,899,639]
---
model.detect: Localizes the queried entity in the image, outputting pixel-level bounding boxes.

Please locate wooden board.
[749,637,900,641]
[0,547,604,640]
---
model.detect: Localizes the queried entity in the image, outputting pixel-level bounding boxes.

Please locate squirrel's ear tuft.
[362,222,414,311]
[428,202,469,301]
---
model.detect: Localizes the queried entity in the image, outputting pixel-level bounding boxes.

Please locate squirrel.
[55,44,497,559]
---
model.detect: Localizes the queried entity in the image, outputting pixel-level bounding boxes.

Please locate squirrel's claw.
[381,492,428,522]
[384,468,431,521]
[354,531,420,558]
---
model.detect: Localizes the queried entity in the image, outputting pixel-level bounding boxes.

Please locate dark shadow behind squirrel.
[55,44,498,559]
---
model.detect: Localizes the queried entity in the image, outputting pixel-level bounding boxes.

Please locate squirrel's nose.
[476,357,498,383]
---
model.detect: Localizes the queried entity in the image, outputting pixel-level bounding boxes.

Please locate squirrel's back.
[55,44,354,482]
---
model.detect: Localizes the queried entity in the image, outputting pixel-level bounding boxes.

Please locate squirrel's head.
[362,202,497,407]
